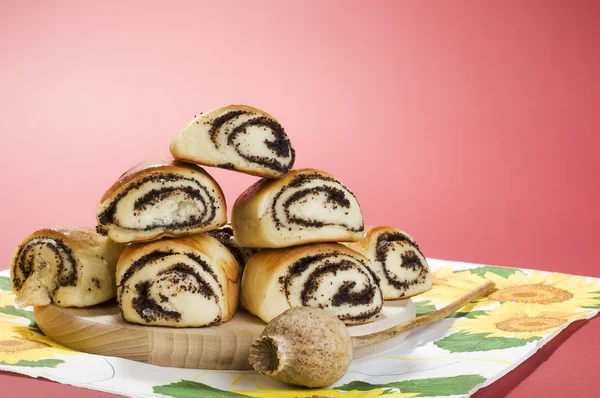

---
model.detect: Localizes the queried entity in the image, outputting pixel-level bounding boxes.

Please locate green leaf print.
[583,302,600,309]
[582,292,600,309]
[336,374,487,396]
[448,310,488,319]
[153,380,250,398]
[335,381,385,392]
[415,302,486,319]
[0,359,64,368]
[0,305,38,328]
[464,266,518,279]
[435,331,539,352]
[413,300,437,316]
[0,276,11,291]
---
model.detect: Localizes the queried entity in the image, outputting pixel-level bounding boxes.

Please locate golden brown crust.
[100,158,214,203]
[233,168,334,207]
[368,225,415,239]
[345,226,398,254]
[253,242,367,268]
[346,225,417,256]
[51,227,111,249]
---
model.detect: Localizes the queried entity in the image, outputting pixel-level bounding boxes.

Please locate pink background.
[1,1,598,397]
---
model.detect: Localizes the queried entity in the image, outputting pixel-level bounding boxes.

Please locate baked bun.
[241,243,382,325]
[232,169,364,248]
[96,159,227,243]
[346,226,432,300]
[116,234,240,327]
[170,105,295,178]
[11,227,124,308]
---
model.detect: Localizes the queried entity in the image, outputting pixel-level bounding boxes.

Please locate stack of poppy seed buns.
[10,104,432,328]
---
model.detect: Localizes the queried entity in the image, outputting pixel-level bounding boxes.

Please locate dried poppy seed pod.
[248,307,352,388]
[249,281,496,388]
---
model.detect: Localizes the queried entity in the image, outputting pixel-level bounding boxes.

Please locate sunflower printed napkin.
[1,259,599,398]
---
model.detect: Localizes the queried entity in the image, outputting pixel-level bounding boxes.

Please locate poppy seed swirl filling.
[271,173,364,233]
[282,252,383,324]
[371,231,432,299]
[118,250,225,327]
[208,110,295,175]
[97,173,223,236]
[206,225,256,269]
[12,237,77,292]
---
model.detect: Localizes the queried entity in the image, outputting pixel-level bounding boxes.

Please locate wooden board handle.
[352,281,496,348]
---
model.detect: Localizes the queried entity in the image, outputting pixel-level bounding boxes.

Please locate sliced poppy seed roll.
[241,243,383,325]
[346,226,432,300]
[11,227,124,308]
[170,105,295,178]
[232,169,364,248]
[96,159,227,243]
[116,234,240,327]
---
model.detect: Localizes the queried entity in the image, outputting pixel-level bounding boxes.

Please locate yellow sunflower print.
[416,266,488,309]
[234,385,417,398]
[450,303,589,339]
[416,266,600,313]
[0,320,75,364]
[485,271,600,311]
[0,290,17,307]
[0,291,19,320]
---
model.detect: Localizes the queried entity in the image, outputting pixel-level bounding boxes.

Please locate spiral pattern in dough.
[116,234,240,327]
[232,169,364,248]
[347,226,432,299]
[11,227,123,307]
[241,243,383,325]
[170,105,295,178]
[96,159,227,243]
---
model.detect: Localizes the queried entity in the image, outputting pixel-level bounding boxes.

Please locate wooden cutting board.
[34,300,415,370]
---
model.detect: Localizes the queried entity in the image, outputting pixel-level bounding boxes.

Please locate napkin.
[1,258,599,398]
